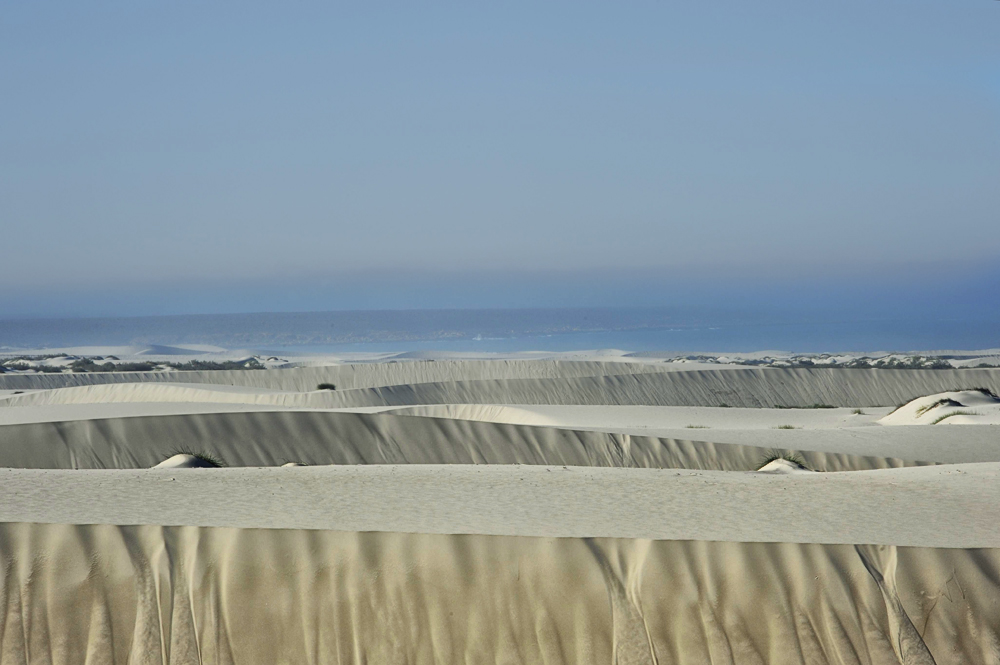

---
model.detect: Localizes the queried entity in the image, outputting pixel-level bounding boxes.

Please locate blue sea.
[268,319,1000,355]
[1,309,997,355]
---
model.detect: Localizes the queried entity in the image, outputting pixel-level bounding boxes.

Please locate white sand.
[0,409,925,470]
[0,524,993,663]
[879,389,1000,425]
[382,403,893,429]
[2,364,999,408]
[0,463,997,547]
[2,358,999,663]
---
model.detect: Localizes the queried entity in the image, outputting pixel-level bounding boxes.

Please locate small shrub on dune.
[169,450,227,467]
[758,448,809,470]
[317,383,337,390]
[915,398,962,416]
[931,410,978,425]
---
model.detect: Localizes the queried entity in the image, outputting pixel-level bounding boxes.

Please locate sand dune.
[2,365,999,409]
[0,524,995,664]
[332,367,1000,408]
[1,358,998,663]
[381,403,1000,463]
[0,358,676,392]
[0,409,923,470]
[880,389,1000,426]
[0,463,997,546]
[381,403,892,429]
[0,401,305,426]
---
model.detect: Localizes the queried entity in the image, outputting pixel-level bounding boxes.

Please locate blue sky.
[1,2,998,318]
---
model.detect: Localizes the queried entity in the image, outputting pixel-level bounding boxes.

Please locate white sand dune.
[1,463,997,546]
[386,404,1000,464]
[1,358,999,663]
[556,421,1000,465]
[0,524,993,664]
[0,409,923,470]
[0,401,306,425]
[0,382,304,409]
[2,365,999,408]
[880,389,1000,426]
[382,403,892,429]
[0,358,677,392]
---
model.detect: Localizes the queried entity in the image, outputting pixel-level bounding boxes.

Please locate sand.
[0,410,925,470]
[0,463,998,546]
[1,355,998,663]
[3,365,1000,408]
[2,524,997,664]
[879,390,1000,426]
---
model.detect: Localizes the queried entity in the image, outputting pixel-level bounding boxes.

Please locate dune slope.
[0,410,921,470]
[3,366,999,408]
[0,524,997,664]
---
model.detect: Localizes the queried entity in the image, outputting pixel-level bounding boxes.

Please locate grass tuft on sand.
[758,448,808,469]
[931,411,979,425]
[170,450,227,467]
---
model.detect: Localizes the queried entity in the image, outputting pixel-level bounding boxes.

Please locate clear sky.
[2,2,998,318]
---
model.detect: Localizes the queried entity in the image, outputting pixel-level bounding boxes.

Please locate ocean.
[1,308,997,354]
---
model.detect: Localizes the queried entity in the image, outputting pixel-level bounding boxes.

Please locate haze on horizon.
[2,1,998,319]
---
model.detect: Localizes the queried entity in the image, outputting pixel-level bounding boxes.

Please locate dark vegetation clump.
[774,404,835,409]
[59,358,268,373]
[931,410,977,425]
[70,358,159,372]
[758,448,808,469]
[170,450,227,467]
[843,356,952,370]
[915,398,962,416]
[317,383,337,390]
[167,358,265,371]
[3,354,272,373]
[735,355,957,369]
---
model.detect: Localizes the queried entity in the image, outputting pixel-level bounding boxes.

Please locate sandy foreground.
[1,356,999,663]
